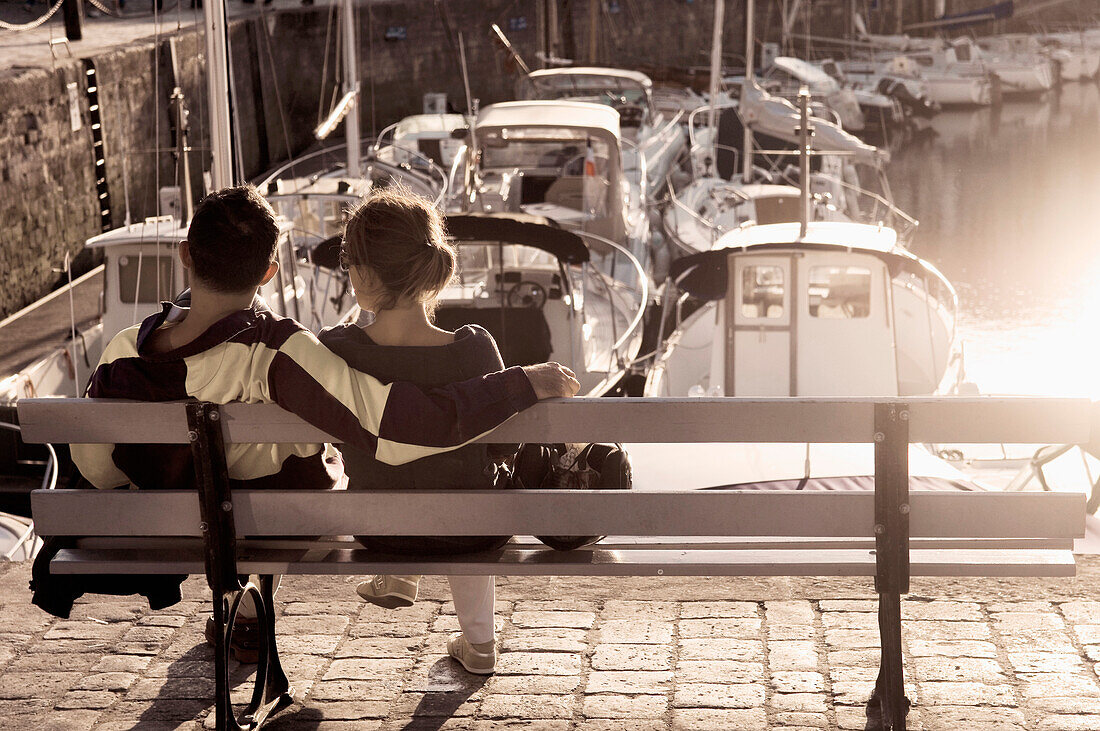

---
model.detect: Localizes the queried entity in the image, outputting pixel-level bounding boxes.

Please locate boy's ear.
[259,261,279,286]
[179,240,193,270]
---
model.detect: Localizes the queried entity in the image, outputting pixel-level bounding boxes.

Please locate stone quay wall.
[0,0,1093,319]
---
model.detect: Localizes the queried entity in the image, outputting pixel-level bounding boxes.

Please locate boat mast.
[741,0,756,183]
[706,0,725,177]
[202,0,234,189]
[342,0,362,179]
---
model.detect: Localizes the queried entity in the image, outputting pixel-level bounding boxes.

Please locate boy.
[34,186,577,640]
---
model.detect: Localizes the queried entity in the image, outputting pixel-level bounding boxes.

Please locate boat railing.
[0,421,55,561]
[792,171,919,241]
[662,179,728,251]
[573,230,649,358]
[256,140,450,209]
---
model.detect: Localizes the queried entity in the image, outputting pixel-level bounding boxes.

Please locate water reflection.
[888,81,1100,398]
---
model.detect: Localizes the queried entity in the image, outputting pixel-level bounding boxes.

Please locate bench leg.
[210,577,293,731]
[873,590,909,730]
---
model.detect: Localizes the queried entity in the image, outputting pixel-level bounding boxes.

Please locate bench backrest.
[18,397,1093,542]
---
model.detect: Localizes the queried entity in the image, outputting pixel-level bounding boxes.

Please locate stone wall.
[0,0,1095,319]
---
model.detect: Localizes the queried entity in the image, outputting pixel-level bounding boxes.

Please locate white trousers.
[447,575,496,645]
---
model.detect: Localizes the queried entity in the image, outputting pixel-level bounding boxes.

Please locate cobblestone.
[3,561,1100,727]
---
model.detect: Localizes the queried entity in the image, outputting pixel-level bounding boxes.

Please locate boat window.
[118,254,174,304]
[741,265,785,319]
[808,266,871,319]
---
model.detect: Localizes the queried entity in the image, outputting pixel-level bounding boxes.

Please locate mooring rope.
[0,0,66,32]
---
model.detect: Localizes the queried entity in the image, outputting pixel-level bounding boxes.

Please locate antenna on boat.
[741,0,756,184]
[705,0,725,177]
[797,86,814,239]
[458,32,474,118]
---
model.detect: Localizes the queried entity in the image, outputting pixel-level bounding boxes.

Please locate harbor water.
[888,81,1100,400]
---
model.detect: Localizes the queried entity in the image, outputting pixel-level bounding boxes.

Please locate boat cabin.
[465,101,629,250]
[86,218,191,344]
[649,221,957,398]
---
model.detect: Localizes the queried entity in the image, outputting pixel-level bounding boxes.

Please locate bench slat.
[17,397,1093,446]
[69,536,1077,551]
[49,546,1077,578]
[31,489,1084,539]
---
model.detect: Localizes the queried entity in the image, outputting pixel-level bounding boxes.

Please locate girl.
[319,187,513,675]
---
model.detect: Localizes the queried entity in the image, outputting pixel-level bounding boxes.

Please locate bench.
[18,396,1094,731]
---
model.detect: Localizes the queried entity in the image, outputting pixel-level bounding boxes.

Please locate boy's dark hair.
[186,185,279,293]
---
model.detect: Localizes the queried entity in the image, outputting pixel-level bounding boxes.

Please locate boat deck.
[0,266,103,377]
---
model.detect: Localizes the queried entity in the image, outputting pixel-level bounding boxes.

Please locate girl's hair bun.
[343,185,456,312]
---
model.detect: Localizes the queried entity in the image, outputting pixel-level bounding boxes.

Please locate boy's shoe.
[446,632,497,675]
[204,615,260,664]
[356,574,420,609]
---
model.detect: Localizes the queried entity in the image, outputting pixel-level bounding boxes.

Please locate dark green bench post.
[187,401,291,731]
[873,402,911,730]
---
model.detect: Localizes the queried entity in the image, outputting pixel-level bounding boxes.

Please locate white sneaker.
[447,632,497,675]
[356,574,419,609]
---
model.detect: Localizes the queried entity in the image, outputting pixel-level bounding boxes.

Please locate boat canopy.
[527,67,653,92]
[771,57,842,93]
[738,81,886,166]
[394,113,467,137]
[669,222,953,302]
[476,101,621,141]
[446,213,590,264]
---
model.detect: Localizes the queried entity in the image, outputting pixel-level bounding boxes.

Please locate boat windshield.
[527,74,649,107]
[446,243,566,301]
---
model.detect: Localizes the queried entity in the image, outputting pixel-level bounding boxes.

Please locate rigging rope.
[0,0,65,32]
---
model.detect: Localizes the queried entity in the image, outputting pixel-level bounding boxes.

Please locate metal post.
[741,0,756,183]
[873,401,911,730]
[796,88,813,239]
[62,0,83,41]
[187,402,291,730]
[203,0,234,189]
[341,0,361,179]
[706,0,726,176]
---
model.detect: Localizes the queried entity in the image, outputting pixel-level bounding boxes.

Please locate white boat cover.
[739,81,886,166]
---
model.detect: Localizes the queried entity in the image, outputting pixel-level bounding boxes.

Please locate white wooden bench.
[18,396,1094,731]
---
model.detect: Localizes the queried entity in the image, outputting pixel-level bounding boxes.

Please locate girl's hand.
[522,363,580,399]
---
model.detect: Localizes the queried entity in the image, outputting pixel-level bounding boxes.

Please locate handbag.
[509,442,632,551]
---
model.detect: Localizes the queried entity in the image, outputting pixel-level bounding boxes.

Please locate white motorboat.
[630,89,965,494]
[631,218,964,492]
[519,67,688,203]
[448,100,657,282]
[435,214,647,396]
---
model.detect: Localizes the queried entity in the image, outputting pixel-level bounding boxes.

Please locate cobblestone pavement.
[5,558,1100,730]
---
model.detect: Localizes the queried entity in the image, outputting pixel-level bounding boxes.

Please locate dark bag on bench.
[508,442,632,551]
